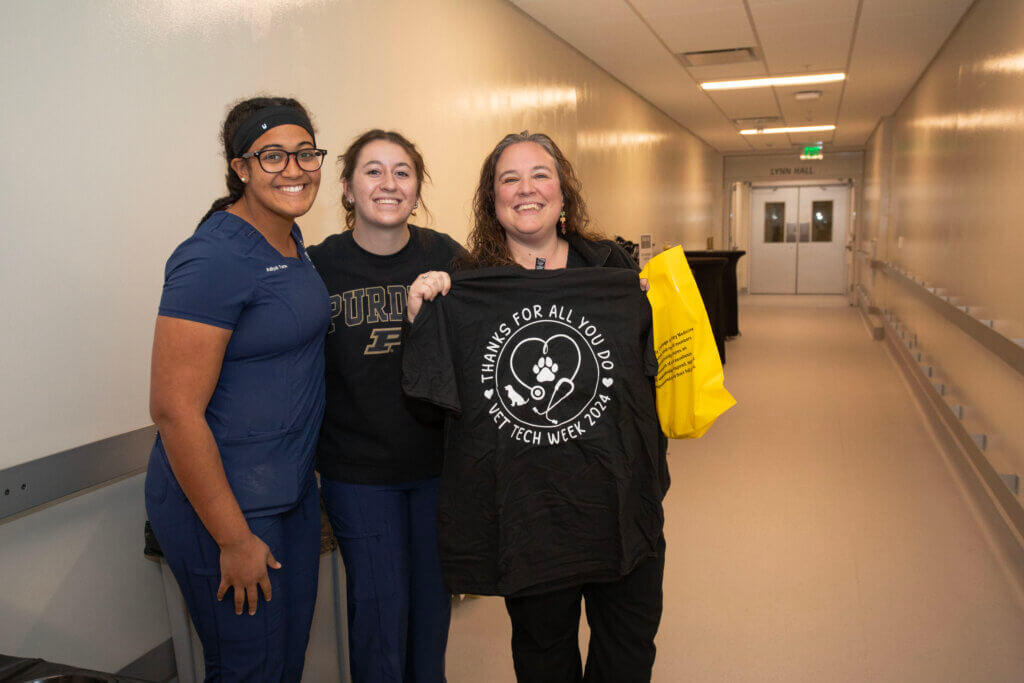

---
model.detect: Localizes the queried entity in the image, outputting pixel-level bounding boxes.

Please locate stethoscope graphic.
[508,334,581,424]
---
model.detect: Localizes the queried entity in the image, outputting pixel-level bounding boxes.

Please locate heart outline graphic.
[508,334,582,421]
[492,319,604,429]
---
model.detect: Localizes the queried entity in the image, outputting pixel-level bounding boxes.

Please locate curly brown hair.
[465,131,603,267]
[338,129,431,230]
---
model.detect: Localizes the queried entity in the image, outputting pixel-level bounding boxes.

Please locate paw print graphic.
[532,356,558,383]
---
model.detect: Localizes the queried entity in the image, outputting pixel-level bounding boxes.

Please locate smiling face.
[231,124,321,222]
[493,141,563,244]
[344,139,419,231]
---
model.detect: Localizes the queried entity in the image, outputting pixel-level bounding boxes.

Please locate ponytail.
[196,170,245,228]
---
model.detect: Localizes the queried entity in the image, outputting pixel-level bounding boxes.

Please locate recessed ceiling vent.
[734,116,781,128]
[794,90,822,101]
[678,47,757,67]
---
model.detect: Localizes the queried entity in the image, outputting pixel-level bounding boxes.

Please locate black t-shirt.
[403,266,668,596]
[307,225,465,484]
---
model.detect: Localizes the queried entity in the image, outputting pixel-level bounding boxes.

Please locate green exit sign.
[800,145,823,160]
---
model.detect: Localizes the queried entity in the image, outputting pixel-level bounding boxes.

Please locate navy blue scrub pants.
[146,474,321,682]
[322,476,451,683]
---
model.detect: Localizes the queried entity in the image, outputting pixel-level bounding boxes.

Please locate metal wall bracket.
[1000,474,1020,495]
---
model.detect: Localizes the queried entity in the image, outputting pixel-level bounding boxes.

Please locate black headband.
[231,105,315,157]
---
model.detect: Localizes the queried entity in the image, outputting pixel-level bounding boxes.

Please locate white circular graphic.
[494,319,601,429]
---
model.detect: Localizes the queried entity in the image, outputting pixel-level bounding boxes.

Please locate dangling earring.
[413,200,419,210]
[559,209,567,235]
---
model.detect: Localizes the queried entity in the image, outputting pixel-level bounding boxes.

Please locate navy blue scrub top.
[148,211,331,517]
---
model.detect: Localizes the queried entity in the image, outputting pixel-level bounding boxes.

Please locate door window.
[811,201,833,242]
[764,202,785,243]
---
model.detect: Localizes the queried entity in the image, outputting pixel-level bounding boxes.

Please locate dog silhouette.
[503,384,527,407]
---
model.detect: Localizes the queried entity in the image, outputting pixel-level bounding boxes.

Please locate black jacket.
[566,234,640,270]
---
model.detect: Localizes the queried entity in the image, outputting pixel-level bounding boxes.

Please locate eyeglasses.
[241,148,328,173]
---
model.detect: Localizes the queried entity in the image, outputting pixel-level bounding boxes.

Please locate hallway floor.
[445,294,1024,682]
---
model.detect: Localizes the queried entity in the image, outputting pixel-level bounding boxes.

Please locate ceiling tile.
[706,88,781,121]
[833,0,974,145]
[775,81,843,127]
[744,134,787,151]
[746,0,857,73]
[747,0,859,23]
[757,18,855,73]
[630,0,755,54]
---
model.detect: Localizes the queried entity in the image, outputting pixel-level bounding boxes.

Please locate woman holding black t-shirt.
[306,130,463,683]
[407,131,667,683]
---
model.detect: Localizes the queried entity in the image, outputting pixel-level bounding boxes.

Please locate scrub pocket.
[219,427,302,514]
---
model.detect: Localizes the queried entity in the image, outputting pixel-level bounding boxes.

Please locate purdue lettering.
[365,286,388,324]
[388,285,406,320]
[329,285,409,333]
[328,294,342,334]
[342,288,364,327]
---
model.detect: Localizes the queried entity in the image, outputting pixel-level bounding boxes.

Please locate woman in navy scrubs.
[145,97,331,682]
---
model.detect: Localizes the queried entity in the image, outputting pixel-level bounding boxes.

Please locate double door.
[749,185,849,294]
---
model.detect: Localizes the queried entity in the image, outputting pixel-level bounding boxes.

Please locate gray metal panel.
[117,637,176,682]
[0,425,156,522]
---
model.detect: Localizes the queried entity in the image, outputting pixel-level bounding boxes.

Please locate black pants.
[503,538,665,683]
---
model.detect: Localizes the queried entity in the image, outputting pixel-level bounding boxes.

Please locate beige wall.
[857,117,893,298]
[0,0,720,670]
[0,0,721,472]
[858,0,1024,502]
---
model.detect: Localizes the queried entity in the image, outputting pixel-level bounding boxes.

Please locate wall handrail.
[872,260,1024,377]
[0,425,155,523]
[877,306,1024,566]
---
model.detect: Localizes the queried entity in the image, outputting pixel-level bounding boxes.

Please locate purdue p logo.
[365,327,403,355]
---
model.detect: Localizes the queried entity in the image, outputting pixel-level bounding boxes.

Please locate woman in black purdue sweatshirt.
[306,130,464,683]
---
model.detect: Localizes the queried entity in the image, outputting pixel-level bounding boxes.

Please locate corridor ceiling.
[510,0,974,154]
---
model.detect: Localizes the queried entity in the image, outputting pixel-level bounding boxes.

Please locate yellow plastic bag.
[640,246,736,438]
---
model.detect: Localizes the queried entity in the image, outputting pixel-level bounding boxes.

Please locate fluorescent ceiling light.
[740,125,836,135]
[701,73,845,90]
